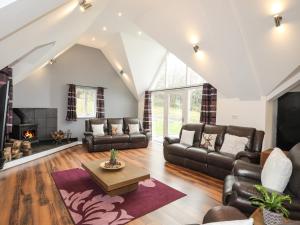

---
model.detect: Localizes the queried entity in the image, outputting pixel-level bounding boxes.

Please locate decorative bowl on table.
[99,160,125,170]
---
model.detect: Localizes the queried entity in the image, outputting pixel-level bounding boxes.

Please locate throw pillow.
[128,124,140,134]
[91,124,104,136]
[261,148,293,192]
[180,130,195,146]
[220,134,248,155]
[200,133,217,150]
[111,124,123,135]
[204,218,253,225]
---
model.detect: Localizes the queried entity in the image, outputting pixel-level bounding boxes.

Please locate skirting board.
[2,141,82,171]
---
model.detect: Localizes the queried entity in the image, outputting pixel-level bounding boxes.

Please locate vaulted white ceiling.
[1,0,300,101]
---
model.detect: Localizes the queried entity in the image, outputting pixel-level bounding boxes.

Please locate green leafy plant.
[250,184,292,217]
[109,149,118,164]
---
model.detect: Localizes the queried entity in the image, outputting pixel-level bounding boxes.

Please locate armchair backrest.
[287,143,300,198]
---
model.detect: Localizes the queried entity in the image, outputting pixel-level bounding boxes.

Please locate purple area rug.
[52,168,186,225]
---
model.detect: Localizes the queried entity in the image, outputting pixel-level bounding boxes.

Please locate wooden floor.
[0,142,223,225]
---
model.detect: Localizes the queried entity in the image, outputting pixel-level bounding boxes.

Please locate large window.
[150,53,205,142]
[76,87,97,118]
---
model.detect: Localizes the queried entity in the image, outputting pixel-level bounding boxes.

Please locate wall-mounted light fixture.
[49,59,56,65]
[79,0,92,11]
[274,15,283,27]
[193,44,205,60]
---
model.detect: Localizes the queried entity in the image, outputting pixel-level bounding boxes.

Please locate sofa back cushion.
[226,126,255,151]
[123,117,142,134]
[107,118,124,134]
[287,143,300,197]
[86,118,108,133]
[179,124,204,147]
[203,125,227,151]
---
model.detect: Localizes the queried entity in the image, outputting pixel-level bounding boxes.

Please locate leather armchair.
[223,143,300,220]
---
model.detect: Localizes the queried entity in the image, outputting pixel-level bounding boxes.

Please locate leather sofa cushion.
[107,118,124,134]
[203,125,227,151]
[93,135,112,144]
[167,143,189,157]
[88,118,108,132]
[207,151,235,170]
[226,126,255,151]
[179,123,204,147]
[110,134,129,143]
[130,133,146,143]
[232,176,261,200]
[186,147,208,163]
[124,117,142,133]
[287,143,300,198]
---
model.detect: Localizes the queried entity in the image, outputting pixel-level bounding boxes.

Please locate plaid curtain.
[200,83,217,125]
[0,67,13,135]
[96,87,105,118]
[143,91,152,131]
[66,84,77,121]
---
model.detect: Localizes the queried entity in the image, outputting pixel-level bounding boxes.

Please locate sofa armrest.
[236,151,261,164]
[233,160,262,181]
[164,136,180,145]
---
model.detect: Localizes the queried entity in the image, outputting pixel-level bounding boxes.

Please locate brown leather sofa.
[163,123,264,180]
[223,143,300,220]
[84,117,151,152]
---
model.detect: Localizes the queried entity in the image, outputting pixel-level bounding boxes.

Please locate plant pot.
[263,208,284,225]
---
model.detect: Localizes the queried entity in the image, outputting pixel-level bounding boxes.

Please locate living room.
[1,1,300,225]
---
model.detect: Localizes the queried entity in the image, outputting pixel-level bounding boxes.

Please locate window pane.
[188,88,202,123]
[188,68,205,86]
[76,87,96,118]
[152,92,164,142]
[168,93,183,137]
[152,61,166,90]
[166,53,186,88]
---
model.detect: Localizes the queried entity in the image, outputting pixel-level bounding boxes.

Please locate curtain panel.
[0,67,13,135]
[96,87,105,118]
[66,84,77,121]
[143,91,152,131]
[200,83,217,125]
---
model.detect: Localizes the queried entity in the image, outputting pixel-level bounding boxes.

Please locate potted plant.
[109,149,118,165]
[250,184,292,225]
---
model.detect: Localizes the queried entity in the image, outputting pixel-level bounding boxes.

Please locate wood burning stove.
[12,109,39,143]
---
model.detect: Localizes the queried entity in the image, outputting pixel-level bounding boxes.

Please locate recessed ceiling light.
[102,26,107,31]
[92,37,96,41]
[138,31,142,36]
[117,12,123,17]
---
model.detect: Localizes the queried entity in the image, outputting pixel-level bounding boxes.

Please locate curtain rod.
[150,84,203,93]
[67,84,107,89]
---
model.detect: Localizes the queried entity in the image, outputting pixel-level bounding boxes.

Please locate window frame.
[76,86,97,119]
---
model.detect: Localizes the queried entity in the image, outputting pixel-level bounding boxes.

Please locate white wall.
[14,44,138,138]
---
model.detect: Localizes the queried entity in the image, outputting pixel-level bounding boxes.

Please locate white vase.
[263,208,284,225]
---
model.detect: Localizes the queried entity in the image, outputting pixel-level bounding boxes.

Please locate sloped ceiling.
[1,0,300,101]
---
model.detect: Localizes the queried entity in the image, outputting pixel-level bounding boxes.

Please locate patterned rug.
[52,168,186,225]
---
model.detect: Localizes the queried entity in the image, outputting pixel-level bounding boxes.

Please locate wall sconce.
[79,0,92,11]
[193,45,200,53]
[120,70,124,75]
[49,59,56,65]
[274,15,283,27]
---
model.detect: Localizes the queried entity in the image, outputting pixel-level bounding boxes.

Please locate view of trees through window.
[76,87,97,118]
[151,53,205,141]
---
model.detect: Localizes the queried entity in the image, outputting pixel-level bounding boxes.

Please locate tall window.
[76,87,97,118]
[150,52,205,141]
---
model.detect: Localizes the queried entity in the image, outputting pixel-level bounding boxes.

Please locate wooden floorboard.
[0,142,223,225]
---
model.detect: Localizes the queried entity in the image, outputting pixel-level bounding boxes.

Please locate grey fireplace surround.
[12,108,58,141]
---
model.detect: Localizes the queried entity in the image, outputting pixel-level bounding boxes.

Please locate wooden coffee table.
[82,159,150,196]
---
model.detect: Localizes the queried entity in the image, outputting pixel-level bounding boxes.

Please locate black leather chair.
[223,143,300,220]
